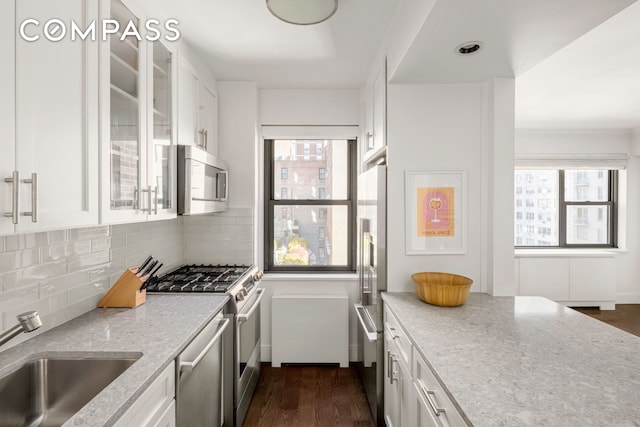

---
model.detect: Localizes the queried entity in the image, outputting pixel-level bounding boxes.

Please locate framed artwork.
[405,170,466,255]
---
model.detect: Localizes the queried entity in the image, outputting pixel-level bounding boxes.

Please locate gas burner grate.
[144,264,253,293]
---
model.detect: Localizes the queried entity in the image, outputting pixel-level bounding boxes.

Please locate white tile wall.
[0,218,184,349]
[183,208,255,265]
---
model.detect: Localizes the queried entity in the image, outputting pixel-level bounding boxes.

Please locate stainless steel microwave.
[177,145,228,215]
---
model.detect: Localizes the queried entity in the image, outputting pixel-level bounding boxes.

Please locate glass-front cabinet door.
[149,41,175,216]
[101,0,176,223]
[105,0,143,221]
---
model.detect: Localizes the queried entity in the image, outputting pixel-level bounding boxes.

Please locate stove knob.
[253,271,263,281]
[236,293,245,302]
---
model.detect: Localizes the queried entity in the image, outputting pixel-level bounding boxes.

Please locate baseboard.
[262,345,271,362]
[616,293,640,304]
[349,344,359,362]
[261,344,360,364]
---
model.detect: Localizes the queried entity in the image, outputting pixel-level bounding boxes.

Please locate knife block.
[97,267,147,308]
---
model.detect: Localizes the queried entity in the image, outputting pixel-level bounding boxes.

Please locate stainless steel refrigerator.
[354,160,386,427]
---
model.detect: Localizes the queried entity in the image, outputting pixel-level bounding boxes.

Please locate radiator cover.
[271,294,349,367]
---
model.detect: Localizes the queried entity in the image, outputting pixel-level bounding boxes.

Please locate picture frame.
[405,170,466,255]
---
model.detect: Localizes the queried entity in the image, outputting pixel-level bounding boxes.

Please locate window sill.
[515,248,620,258]
[262,272,358,282]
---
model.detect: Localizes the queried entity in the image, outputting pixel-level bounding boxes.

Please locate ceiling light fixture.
[456,41,483,55]
[266,0,338,25]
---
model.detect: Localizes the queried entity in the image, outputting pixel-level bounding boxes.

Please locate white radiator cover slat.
[271,294,349,367]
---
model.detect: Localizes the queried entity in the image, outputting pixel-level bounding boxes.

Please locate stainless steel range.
[146,264,264,427]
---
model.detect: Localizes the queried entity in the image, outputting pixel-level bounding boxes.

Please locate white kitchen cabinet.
[100,0,177,224]
[177,57,218,156]
[114,362,175,427]
[384,306,415,427]
[413,348,467,427]
[0,0,99,236]
[361,57,386,164]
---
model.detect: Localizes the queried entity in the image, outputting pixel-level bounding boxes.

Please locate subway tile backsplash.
[0,209,255,350]
[0,218,184,349]
[183,207,255,266]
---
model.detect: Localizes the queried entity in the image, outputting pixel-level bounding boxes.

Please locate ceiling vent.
[456,41,483,55]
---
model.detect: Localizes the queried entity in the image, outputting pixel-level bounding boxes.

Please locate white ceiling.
[515,1,640,129]
[153,0,639,129]
[154,0,399,88]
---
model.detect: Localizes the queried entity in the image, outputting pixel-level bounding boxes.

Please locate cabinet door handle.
[147,185,152,214]
[366,131,374,149]
[3,171,19,224]
[153,186,158,215]
[203,130,208,150]
[419,384,445,417]
[389,354,398,384]
[22,173,37,222]
[198,128,207,148]
[133,186,139,210]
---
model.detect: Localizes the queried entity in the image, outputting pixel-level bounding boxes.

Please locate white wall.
[515,129,640,303]
[386,81,515,295]
[218,82,258,209]
[257,88,361,361]
[260,89,360,125]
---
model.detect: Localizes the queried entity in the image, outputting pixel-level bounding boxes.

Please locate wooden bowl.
[411,272,473,307]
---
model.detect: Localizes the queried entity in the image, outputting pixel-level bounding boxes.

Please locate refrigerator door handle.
[354,303,378,342]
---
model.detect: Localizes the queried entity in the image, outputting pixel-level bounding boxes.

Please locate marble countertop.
[0,294,229,427]
[382,292,640,427]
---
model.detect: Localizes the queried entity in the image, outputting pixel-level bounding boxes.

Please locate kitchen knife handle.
[137,256,153,274]
[140,260,158,277]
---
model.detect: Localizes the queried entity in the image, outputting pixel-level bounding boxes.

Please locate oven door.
[235,287,265,426]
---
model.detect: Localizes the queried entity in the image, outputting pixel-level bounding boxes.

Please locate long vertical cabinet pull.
[22,173,37,222]
[153,186,158,215]
[147,185,152,214]
[3,171,19,224]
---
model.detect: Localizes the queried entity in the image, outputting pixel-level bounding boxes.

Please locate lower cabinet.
[413,348,467,427]
[383,306,467,427]
[114,363,176,427]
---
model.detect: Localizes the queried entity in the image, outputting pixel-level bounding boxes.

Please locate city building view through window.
[266,139,354,270]
[514,169,615,247]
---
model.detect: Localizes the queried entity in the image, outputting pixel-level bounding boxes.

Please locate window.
[514,169,617,247]
[281,168,288,180]
[265,139,356,272]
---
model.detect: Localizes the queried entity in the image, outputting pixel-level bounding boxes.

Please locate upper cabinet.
[177,56,219,156]
[0,0,99,236]
[361,57,387,165]
[100,0,177,224]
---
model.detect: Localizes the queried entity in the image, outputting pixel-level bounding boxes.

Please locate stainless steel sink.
[0,354,141,427]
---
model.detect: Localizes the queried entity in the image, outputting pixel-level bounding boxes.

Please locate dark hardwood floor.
[573,304,640,337]
[243,364,374,427]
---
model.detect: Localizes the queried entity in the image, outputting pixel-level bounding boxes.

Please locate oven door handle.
[179,318,230,374]
[237,288,265,323]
